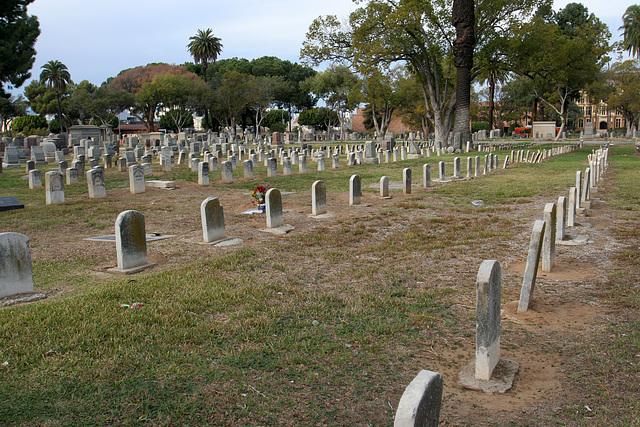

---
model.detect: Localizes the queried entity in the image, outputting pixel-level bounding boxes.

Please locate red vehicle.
[514,126,532,137]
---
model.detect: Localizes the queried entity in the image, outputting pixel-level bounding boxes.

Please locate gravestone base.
[146,180,176,189]
[198,236,243,247]
[2,162,20,169]
[458,357,519,394]
[107,262,156,275]
[308,212,336,219]
[407,154,423,159]
[261,224,295,235]
[556,234,590,246]
[362,157,378,164]
[34,160,48,166]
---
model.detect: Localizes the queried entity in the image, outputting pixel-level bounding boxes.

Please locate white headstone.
[349,175,361,206]
[129,164,145,194]
[312,180,327,216]
[394,370,443,427]
[115,210,149,271]
[0,232,34,298]
[475,260,501,381]
[201,197,225,242]
[45,171,65,204]
[87,168,106,199]
[265,188,283,228]
[517,220,546,313]
[542,203,556,272]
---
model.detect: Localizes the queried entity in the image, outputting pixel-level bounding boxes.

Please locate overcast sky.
[10,0,632,97]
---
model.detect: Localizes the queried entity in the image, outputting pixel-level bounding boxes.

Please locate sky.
[9,0,633,97]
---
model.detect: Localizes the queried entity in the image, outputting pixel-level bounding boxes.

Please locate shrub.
[11,115,48,134]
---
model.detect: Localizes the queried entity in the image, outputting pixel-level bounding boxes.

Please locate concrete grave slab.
[0,196,25,212]
[83,233,175,242]
[458,358,520,394]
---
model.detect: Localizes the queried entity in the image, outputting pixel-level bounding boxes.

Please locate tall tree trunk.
[532,98,538,124]
[55,89,63,134]
[488,72,495,130]
[202,62,209,130]
[452,0,475,149]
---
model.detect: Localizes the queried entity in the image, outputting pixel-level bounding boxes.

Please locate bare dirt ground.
[15,158,638,426]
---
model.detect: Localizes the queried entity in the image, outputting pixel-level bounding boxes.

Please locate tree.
[360,67,407,139]
[159,109,194,132]
[39,60,72,133]
[452,0,475,145]
[621,5,640,59]
[0,0,40,97]
[24,80,57,116]
[0,95,27,133]
[67,80,97,124]
[91,86,134,128]
[302,0,545,147]
[142,73,208,132]
[605,60,640,137]
[508,4,611,139]
[211,70,262,138]
[302,65,360,139]
[187,28,222,129]
[10,114,47,134]
[298,107,339,132]
[261,109,290,131]
[109,64,194,131]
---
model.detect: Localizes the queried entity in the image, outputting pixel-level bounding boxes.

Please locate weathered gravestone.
[312,180,327,216]
[243,160,254,180]
[201,197,225,243]
[65,167,78,185]
[28,169,42,189]
[267,158,277,177]
[556,196,567,241]
[517,220,546,313]
[87,168,106,199]
[380,176,390,198]
[198,161,209,186]
[129,164,145,194]
[0,232,34,297]
[221,161,233,183]
[475,260,501,380]
[394,370,443,427]
[45,171,65,204]
[265,188,284,229]
[458,260,520,393]
[298,155,307,174]
[31,146,47,165]
[2,147,19,168]
[403,168,412,195]
[349,174,361,206]
[542,203,556,272]
[423,164,431,188]
[111,210,155,273]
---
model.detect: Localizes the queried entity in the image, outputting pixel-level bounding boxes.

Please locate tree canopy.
[0,0,40,97]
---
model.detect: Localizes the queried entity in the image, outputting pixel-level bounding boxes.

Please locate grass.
[0,142,638,425]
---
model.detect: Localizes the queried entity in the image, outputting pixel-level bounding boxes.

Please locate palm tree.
[621,5,640,58]
[39,60,71,133]
[188,28,223,83]
[452,0,475,148]
[187,28,223,129]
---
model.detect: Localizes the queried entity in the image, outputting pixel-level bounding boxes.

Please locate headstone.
[556,196,566,241]
[394,370,443,427]
[403,168,412,195]
[221,161,233,183]
[312,180,327,216]
[198,161,209,186]
[45,171,65,204]
[265,188,283,228]
[28,169,42,189]
[128,164,145,194]
[25,159,35,173]
[243,160,254,179]
[423,164,431,187]
[87,168,106,199]
[267,158,277,177]
[453,157,461,179]
[0,232,34,298]
[114,210,152,272]
[466,157,472,179]
[65,167,78,185]
[298,155,307,174]
[380,176,390,198]
[542,203,556,272]
[201,197,225,242]
[349,175,361,206]
[209,156,218,172]
[31,146,47,165]
[475,260,501,381]
[517,220,546,313]
[0,196,24,211]
[567,187,577,227]
[283,157,292,176]
[438,161,445,181]
[2,147,20,168]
